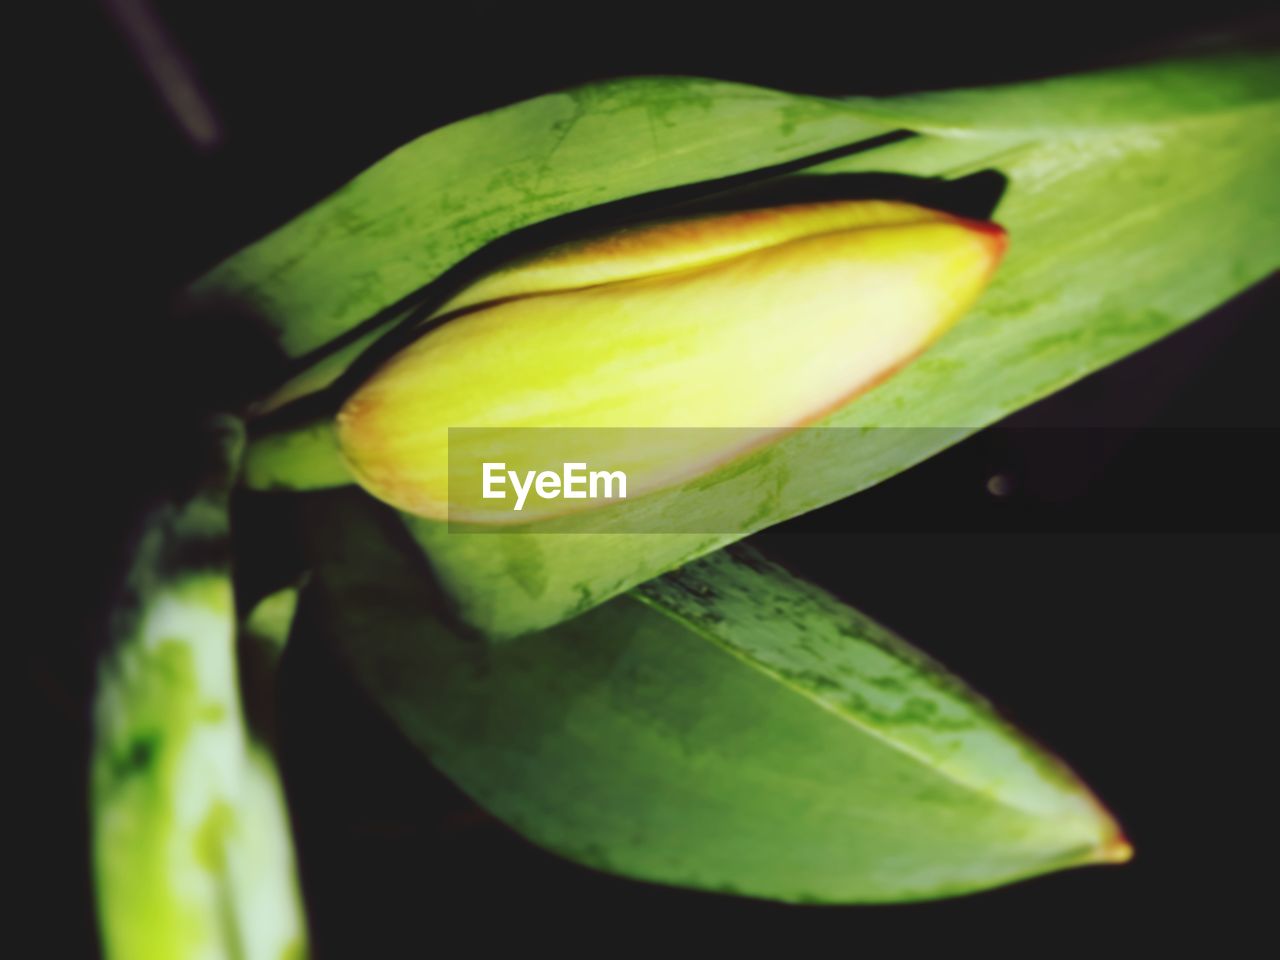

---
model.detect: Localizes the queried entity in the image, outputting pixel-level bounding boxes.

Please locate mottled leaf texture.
[185,79,892,358]
[91,419,307,960]
[302,490,1128,903]
[199,50,1280,639]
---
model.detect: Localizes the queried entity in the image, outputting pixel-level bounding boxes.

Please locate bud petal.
[336,200,1006,521]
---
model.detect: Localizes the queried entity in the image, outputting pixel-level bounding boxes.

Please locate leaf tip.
[1095,830,1134,866]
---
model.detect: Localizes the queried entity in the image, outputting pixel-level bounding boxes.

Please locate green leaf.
[840,48,1280,133]
[91,419,308,960]
[211,49,1280,639]
[405,57,1280,639]
[184,78,894,360]
[302,489,1128,904]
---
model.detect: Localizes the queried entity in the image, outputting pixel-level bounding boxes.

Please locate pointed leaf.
[210,50,1280,638]
[408,62,1280,638]
[303,490,1127,904]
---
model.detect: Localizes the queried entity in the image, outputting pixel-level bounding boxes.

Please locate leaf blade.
[413,87,1280,638]
[840,49,1280,134]
[185,78,894,359]
[91,420,308,960]
[305,490,1126,904]
[211,52,1280,638]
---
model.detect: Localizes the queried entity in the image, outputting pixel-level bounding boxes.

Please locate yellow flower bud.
[336,200,1006,522]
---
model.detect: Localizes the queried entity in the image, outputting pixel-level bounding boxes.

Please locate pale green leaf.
[91,419,307,960]
[409,63,1280,638]
[302,489,1128,904]
[840,48,1280,134]
[210,51,1280,638]
[184,78,893,360]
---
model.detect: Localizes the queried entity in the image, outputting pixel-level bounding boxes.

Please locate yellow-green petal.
[336,201,1005,521]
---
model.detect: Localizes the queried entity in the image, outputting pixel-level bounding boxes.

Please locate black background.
[36,2,1278,956]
